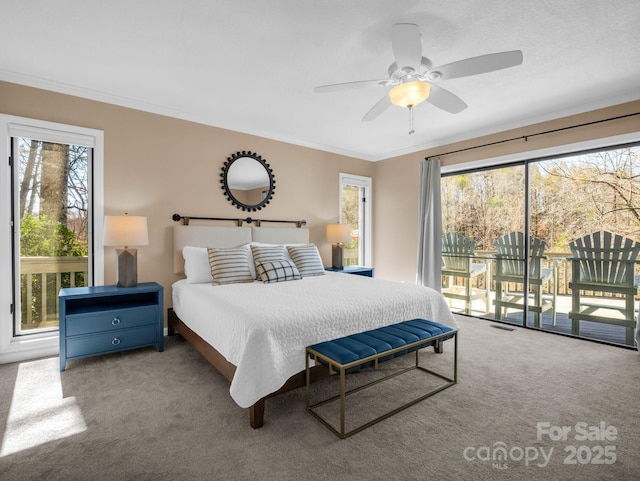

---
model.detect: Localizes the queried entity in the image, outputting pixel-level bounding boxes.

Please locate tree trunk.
[39,142,69,224]
[19,140,40,218]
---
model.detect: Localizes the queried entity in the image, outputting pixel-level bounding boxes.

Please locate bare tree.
[19,140,41,218]
[540,148,640,238]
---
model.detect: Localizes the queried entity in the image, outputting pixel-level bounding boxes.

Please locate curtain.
[416,158,442,290]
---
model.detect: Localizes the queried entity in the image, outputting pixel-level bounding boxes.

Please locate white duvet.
[172,273,457,408]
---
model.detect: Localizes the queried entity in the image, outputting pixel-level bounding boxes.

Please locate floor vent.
[490,324,517,332]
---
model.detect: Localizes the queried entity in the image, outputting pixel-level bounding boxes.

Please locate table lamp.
[326,223,351,269]
[103,213,149,287]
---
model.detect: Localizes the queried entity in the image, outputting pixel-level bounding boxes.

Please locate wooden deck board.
[447,293,635,347]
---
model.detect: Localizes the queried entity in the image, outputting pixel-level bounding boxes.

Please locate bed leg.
[433,340,444,354]
[250,399,265,428]
[167,308,177,336]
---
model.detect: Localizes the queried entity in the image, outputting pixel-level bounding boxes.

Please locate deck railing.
[20,256,88,330]
[464,250,640,299]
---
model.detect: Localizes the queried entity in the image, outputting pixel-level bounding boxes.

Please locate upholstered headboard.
[173,225,309,274]
[250,226,309,245]
[173,226,251,274]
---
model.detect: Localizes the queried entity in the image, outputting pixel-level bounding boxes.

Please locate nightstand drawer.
[66,326,159,358]
[66,305,158,336]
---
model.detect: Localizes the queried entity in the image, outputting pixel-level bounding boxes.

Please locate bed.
[169,223,457,428]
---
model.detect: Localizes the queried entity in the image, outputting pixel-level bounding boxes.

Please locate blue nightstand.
[325,266,374,278]
[58,282,164,371]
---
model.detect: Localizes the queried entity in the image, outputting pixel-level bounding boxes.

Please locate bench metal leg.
[306,331,458,439]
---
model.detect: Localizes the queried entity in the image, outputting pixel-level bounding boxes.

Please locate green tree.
[20,214,87,257]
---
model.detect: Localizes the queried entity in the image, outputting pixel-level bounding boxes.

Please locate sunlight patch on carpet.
[1,358,86,457]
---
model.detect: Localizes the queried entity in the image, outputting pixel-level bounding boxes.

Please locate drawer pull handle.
[112,337,121,346]
[112,317,121,326]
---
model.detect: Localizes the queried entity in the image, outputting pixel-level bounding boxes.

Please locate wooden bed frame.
[168,219,446,428]
[168,307,333,428]
[168,307,444,428]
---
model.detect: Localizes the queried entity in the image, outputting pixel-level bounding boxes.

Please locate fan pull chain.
[408,106,415,135]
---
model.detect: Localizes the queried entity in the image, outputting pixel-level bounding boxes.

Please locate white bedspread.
[172,273,457,408]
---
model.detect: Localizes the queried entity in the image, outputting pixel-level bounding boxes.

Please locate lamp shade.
[326,224,351,244]
[103,215,149,247]
[389,81,431,108]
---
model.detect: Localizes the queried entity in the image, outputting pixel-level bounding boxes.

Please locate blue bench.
[305,319,458,438]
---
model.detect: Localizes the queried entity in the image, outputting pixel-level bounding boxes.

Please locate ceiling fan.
[314,23,523,133]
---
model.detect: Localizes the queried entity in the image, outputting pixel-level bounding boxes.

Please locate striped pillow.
[287,244,325,277]
[256,260,302,283]
[207,247,254,285]
[250,245,286,276]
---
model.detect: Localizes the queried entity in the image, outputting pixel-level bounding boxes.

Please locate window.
[339,173,372,267]
[0,115,104,362]
[441,140,640,348]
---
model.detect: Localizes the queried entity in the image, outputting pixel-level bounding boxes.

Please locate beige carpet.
[1,315,639,481]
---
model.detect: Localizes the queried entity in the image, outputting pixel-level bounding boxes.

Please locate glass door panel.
[14,138,90,334]
[340,174,371,267]
[530,146,640,346]
[341,184,362,266]
[441,165,526,323]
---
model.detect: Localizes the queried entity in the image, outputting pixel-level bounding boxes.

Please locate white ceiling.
[1,0,639,161]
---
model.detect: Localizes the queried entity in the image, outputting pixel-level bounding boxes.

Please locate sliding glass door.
[441,164,527,321]
[441,143,640,347]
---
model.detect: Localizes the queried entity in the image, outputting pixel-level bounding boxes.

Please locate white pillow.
[182,246,213,284]
[207,247,254,285]
[287,244,325,277]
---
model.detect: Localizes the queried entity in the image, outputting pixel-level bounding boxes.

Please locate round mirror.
[220,151,275,211]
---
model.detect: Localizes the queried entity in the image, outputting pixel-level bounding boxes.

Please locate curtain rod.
[172,213,307,228]
[425,112,640,161]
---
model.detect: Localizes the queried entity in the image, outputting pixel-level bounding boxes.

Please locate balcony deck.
[448,291,636,347]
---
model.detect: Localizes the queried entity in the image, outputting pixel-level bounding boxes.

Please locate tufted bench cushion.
[309,319,456,371]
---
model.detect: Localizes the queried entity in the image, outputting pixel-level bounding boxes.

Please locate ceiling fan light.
[389,81,431,108]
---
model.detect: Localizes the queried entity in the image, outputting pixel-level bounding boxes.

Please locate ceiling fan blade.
[314,79,388,93]
[392,23,422,72]
[429,50,523,80]
[426,84,468,114]
[362,94,392,121]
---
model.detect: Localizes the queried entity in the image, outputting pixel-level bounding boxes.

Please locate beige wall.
[2,80,638,314]
[0,81,373,323]
[373,100,640,282]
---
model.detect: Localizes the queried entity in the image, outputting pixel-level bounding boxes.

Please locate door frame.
[0,114,104,363]
[339,173,372,267]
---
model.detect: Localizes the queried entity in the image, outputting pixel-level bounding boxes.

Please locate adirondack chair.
[568,231,640,346]
[441,232,490,314]
[493,232,557,327]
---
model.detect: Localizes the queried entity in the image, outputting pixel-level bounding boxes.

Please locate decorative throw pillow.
[250,245,286,276]
[250,241,305,261]
[287,244,325,277]
[183,246,213,284]
[207,247,254,285]
[256,260,302,283]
